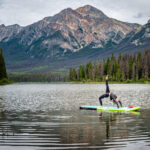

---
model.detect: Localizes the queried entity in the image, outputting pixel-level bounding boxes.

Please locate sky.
[0,0,150,26]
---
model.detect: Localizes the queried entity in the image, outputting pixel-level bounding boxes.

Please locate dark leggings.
[106,80,110,93]
[99,80,110,106]
[99,93,109,106]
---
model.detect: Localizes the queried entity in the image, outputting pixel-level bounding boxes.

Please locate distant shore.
[69,80,150,84]
[1,79,149,85]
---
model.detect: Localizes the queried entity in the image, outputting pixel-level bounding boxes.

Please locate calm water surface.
[0,83,150,150]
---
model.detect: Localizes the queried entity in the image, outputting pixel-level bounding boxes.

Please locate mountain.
[124,19,150,48]
[0,24,22,42]
[111,19,150,54]
[0,5,149,73]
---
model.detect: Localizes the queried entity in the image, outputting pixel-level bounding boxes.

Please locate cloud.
[0,0,149,26]
[134,13,143,19]
[89,0,150,25]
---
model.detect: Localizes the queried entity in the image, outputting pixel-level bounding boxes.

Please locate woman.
[99,75,122,108]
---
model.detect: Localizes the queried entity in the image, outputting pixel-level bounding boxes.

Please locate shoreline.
[69,81,150,84]
[1,81,149,85]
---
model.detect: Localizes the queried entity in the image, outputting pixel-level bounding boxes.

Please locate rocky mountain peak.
[60,8,73,13]
[58,7,82,18]
[76,5,93,12]
[76,5,108,18]
[0,5,141,52]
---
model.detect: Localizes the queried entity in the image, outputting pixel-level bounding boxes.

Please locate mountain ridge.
[0,5,149,73]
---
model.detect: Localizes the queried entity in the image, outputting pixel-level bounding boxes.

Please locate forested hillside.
[69,50,150,82]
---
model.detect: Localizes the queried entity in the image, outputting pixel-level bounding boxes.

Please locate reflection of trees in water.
[0,108,148,149]
[60,115,106,145]
[0,111,10,136]
[99,112,134,140]
[0,111,20,136]
[59,112,131,145]
[0,98,9,136]
[0,111,7,136]
[139,110,150,136]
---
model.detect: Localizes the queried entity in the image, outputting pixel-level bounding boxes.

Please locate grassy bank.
[0,78,14,85]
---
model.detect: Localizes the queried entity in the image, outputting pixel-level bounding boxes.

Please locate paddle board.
[80,105,140,112]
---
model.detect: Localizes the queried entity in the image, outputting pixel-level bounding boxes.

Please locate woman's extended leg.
[106,79,110,94]
[99,93,109,106]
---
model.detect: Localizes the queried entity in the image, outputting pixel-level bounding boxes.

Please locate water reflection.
[0,109,150,149]
[0,83,150,149]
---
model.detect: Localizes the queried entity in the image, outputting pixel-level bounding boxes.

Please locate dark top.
[110,92,117,101]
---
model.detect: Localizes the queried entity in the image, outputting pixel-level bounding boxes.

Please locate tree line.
[9,72,69,82]
[0,47,7,80]
[69,50,150,82]
[1,46,150,83]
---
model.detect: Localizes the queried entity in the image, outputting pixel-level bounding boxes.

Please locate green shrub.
[0,78,14,85]
[125,79,131,83]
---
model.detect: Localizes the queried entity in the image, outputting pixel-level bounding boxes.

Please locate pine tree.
[78,65,84,81]
[94,61,99,81]
[72,68,77,81]
[123,54,129,80]
[118,53,122,64]
[69,67,77,81]
[86,61,93,80]
[142,51,149,79]
[129,57,133,79]
[82,65,86,80]
[105,58,110,75]
[98,59,104,81]
[114,60,119,80]
[137,52,142,79]
[69,68,73,81]
[116,67,121,81]
[132,63,136,81]
[0,47,8,80]
[120,61,125,81]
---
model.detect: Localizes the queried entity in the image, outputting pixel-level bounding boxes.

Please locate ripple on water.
[0,83,150,149]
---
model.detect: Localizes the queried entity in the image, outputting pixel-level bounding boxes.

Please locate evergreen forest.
[69,50,150,83]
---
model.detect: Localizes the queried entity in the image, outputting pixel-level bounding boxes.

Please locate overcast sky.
[0,0,150,26]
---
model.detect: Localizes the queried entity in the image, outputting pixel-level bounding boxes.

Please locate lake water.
[0,83,150,150]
